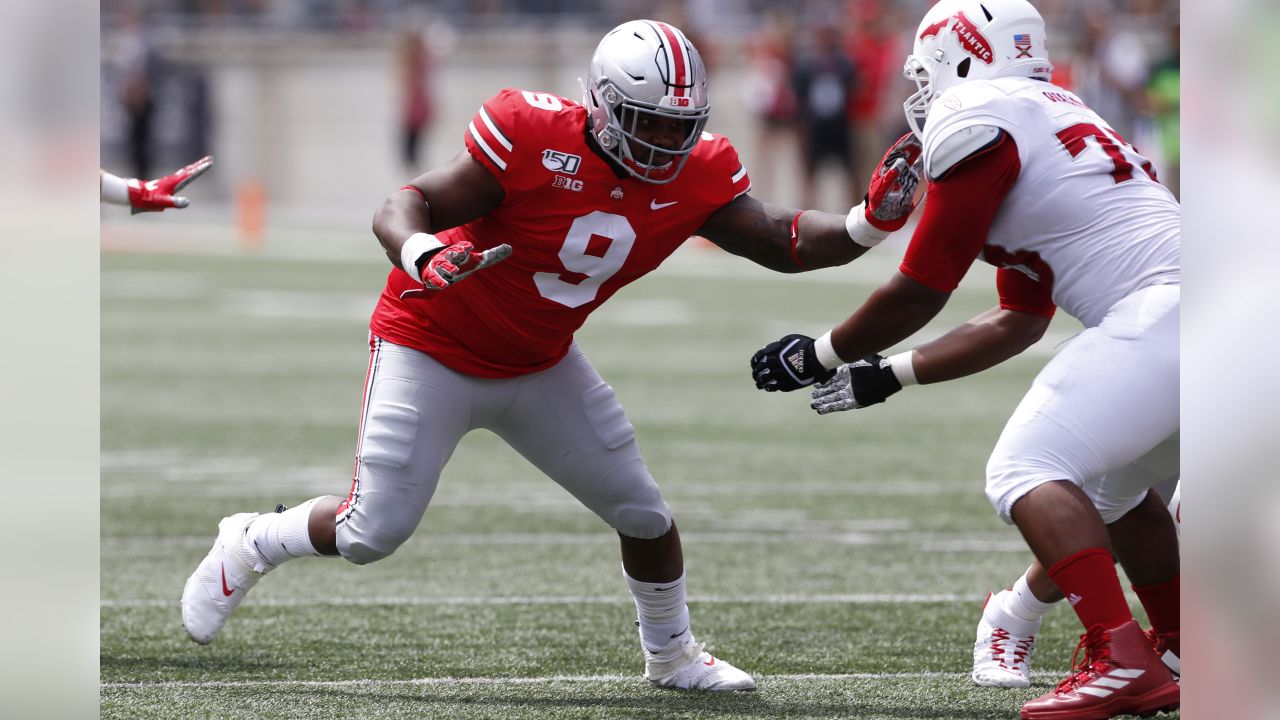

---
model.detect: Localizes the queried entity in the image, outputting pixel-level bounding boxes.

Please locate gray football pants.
[334,337,672,564]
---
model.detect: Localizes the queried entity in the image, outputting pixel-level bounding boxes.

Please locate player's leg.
[182,337,472,643]
[490,345,754,691]
[974,434,1179,688]
[1091,433,1181,682]
[971,561,1059,688]
[990,285,1179,719]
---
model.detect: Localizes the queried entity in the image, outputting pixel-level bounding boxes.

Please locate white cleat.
[181,512,268,645]
[971,590,1039,689]
[643,636,756,691]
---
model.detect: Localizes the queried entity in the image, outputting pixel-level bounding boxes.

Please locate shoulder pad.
[926,125,1003,180]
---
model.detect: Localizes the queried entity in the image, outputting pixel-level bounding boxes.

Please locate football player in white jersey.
[750,2,1179,718]
[100,155,213,213]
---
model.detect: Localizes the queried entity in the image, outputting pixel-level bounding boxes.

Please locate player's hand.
[127,155,214,214]
[810,354,903,414]
[863,133,923,232]
[751,333,836,392]
[399,242,513,300]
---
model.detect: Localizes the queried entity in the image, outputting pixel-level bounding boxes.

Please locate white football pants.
[986,284,1180,524]
[334,337,672,564]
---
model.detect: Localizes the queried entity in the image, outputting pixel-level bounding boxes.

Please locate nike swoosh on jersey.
[650,199,679,210]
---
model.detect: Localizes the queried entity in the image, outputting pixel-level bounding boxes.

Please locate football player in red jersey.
[181,20,920,690]
[751,1,1179,717]
[100,156,213,213]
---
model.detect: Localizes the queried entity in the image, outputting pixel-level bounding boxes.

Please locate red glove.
[400,241,513,300]
[863,133,923,232]
[127,155,214,214]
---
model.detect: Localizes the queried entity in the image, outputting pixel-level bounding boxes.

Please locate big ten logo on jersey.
[553,176,584,192]
[542,149,582,175]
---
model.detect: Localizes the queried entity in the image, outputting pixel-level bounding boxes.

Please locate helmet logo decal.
[919,12,994,65]
[1013,33,1033,58]
[649,20,691,97]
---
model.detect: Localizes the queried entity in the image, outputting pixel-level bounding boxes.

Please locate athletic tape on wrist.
[101,172,131,206]
[845,202,890,248]
[400,232,444,277]
[814,331,843,371]
[887,350,919,387]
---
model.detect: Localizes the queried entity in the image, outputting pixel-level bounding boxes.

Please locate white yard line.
[102,593,976,608]
[102,670,1064,690]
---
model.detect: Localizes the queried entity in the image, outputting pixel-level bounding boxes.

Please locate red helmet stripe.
[652,21,688,97]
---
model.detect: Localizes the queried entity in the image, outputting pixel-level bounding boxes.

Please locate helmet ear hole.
[956,57,971,78]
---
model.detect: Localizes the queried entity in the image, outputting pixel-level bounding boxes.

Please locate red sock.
[1133,574,1180,636]
[1048,547,1133,630]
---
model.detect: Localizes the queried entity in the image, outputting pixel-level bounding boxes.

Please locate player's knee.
[336,529,409,565]
[335,514,416,565]
[611,503,672,539]
[985,457,1060,524]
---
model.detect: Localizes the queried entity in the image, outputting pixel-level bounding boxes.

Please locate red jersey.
[370,88,752,378]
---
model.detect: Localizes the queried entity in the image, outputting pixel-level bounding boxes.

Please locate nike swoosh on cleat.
[703,657,716,666]
[649,199,678,210]
[670,626,689,639]
[221,565,235,596]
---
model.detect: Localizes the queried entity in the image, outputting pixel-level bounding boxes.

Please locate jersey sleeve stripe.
[467,121,508,171]
[730,165,747,184]
[732,182,753,200]
[478,106,513,152]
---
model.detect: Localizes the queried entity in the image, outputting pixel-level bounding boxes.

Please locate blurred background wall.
[100,0,1180,236]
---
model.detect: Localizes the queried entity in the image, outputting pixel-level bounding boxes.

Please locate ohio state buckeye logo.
[919,12,994,64]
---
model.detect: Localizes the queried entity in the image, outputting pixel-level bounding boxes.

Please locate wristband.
[887,350,919,387]
[400,232,445,277]
[845,202,890,248]
[813,331,843,371]
[101,172,131,206]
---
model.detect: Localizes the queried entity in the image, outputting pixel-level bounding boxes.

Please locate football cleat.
[1147,628,1180,683]
[643,636,756,691]
[972,590,1040,688]
[181,512,268,645]
[1019,619,1179,720]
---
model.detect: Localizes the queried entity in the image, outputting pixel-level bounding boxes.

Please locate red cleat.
[1019,620,1179,720]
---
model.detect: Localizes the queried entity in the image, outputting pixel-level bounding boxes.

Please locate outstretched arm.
[809,304,1050,414]
[101,156,213,214]
[696,195,868,273]
[697,132,924,273]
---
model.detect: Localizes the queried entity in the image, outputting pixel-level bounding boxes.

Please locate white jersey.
[922,77,1180,328]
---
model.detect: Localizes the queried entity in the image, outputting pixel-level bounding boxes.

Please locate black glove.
[809,354,903,414]
[751,334,836,392]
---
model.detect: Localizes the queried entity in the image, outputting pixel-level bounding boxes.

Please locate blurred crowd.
[736,0,1180,199]
[101,0,1180,198]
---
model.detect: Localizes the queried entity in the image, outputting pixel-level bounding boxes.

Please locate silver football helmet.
[581,20,710,184]
[903,0,1053,138]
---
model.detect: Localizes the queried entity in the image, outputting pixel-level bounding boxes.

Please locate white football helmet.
[903,0,1053,138]
[581,20,710,184]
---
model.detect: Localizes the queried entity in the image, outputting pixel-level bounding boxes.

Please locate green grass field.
[101,236,1177,719]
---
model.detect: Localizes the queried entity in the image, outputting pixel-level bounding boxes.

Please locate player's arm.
[697,132,924,273]
[751,129,1020,394]
[696,195,865,272]
[371,150,509,295]
[101,156,213,214]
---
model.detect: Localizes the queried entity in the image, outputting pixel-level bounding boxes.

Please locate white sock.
[623,565,691,653]
[245,498,325,569]
[1002,571,1056,625]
